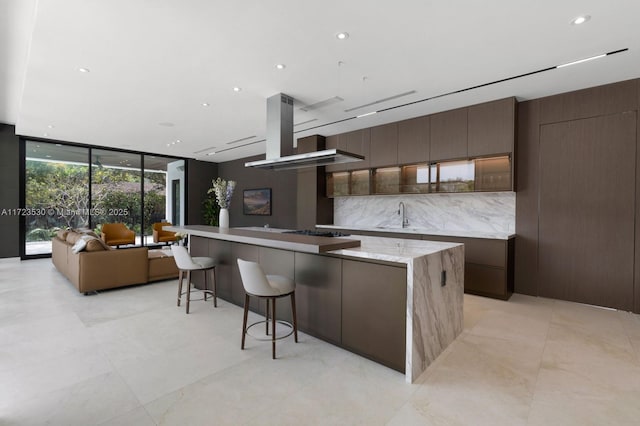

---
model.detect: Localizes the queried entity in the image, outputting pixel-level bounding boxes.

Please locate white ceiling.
[2,0,640,163]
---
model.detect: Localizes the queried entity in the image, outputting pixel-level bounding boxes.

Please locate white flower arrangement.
[208,177,236,209]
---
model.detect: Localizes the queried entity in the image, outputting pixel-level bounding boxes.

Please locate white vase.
[219,208,229,229]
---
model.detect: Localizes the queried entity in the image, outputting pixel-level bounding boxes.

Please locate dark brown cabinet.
[294,253,342,344]
[326,129,370,172]
[419,235,514,300]
[343,129,370,170]
[342,259,407,372]
[369,123,398,168]
[468,97,516,157]
[324,98,516,178]
[313,228,514,300]
[398,116,429,165]
[430,107,468,161]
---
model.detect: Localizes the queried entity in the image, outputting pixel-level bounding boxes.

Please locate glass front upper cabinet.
[326,155,511,197]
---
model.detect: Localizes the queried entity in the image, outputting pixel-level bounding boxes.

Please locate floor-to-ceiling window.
[142,157,185,244]
[22,140,185,258]
[91,149,143,240]
[24,142,90,255]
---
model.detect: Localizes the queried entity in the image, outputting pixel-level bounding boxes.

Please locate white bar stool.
[237,258,298,359]
[171,245,217,314]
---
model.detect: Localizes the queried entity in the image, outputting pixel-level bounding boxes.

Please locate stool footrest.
[246,320,294,341]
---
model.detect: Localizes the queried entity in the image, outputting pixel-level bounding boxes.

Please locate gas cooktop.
[283,229,351,238]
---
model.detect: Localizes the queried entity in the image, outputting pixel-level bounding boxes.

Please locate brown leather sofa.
[101,222,135,246]
[52,229,178,294]
[153,222,177,244]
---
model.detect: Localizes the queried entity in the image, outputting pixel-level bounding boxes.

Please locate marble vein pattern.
[334,191,515,236]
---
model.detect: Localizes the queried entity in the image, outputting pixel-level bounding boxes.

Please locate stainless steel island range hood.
[244,93,364,170]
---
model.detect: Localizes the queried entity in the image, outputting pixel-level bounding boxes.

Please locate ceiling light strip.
[344,90,417,112]
[206,139,266,155]
[295,48,628,134]
[299,96,344,112]
[193,146,217,154]
[226,135,257,145]
[557,54,606,68]
[294,118,318,127]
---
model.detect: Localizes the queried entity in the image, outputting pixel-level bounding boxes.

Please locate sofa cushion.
[72,236,89,253]
[85,238,106,252]
[66,232,81,244]
[56,229,69,241]
[72,235,112,253]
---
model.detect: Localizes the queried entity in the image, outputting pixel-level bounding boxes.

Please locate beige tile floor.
[1,257,639,425]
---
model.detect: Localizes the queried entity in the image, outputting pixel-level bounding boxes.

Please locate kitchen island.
[167,225,464,383]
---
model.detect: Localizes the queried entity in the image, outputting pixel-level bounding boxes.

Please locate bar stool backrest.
[237,258,272,296]
[171,245,201,270]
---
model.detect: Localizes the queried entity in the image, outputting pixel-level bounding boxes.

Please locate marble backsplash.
[333,192,515,234]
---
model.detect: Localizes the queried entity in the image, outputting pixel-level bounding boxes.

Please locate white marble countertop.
[316,224,515,240]
[168,225,461,264]
[326,235,461,265]
[236,227,461,264]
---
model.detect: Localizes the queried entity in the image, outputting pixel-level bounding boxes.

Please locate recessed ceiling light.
[233,86,242,92]
[175,139,181,143]
[275,64,286,70]
[158,122,174,127]
[336,32,349,40]
[206,151,216,156]
[166,143,171,147]
[202,102,210,107]
[43,133,48,137]
[46,155,51,158]
[571,15,591,25]
[47,124,55,129]
[78,67,90,73]
[55,144,62,147]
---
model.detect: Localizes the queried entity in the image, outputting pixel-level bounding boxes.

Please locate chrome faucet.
[398,201,409,228]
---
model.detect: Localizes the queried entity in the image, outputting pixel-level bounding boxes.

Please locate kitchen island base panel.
[408,245,464,382]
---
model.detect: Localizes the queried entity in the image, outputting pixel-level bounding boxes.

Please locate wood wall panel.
[296,135,333,228]
[636,80,640,314]
[514,100,540,296]
[186,159,218,226]
[218,155,298,229]
[538,112,636,310]
[539,80,638,124]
